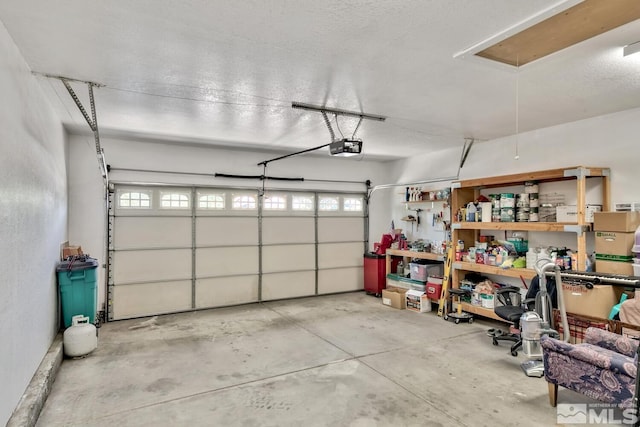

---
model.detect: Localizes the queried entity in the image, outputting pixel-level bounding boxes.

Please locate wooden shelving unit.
[450,166,610,322]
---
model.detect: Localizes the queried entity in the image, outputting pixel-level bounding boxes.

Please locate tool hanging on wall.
[411,208,422,231]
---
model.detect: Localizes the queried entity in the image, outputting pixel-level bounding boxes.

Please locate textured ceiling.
[1,0,639,161]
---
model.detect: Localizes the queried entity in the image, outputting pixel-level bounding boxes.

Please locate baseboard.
[6,333,63,427]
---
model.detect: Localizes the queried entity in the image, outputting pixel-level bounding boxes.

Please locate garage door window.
[263,195,287,210]
[343,197,363,212]
[198,194,225,209]
[118,191,151,208]
[161,193,190,209]
[319,197,339,211]
[292,195,314,211]
[233,194,257,210]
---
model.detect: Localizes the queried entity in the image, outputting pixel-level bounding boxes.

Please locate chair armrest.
[585,327,639,358]
[541,335,637,377]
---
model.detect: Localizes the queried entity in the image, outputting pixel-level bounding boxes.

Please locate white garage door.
[108,186,366,320]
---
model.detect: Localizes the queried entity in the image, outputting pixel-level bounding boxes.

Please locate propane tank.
[63,315,97,357]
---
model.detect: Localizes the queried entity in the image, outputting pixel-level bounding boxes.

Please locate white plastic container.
[63,315,97,357]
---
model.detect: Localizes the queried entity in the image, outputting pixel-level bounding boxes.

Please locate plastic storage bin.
[57,256,99,328]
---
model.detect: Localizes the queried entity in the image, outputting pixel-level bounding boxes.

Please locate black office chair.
[491,276,556,357]
[492,286,526,356]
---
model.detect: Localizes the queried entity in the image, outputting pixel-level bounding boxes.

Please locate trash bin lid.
[56,256,99,272]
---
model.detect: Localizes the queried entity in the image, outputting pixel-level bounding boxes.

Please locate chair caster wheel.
[511,350,518,357]
[468,317,473,324]
[492,338,498,346]
[455,318,460,324]
[443,315,448,321]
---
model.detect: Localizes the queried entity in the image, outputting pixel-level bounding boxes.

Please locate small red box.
[426,282,442,300]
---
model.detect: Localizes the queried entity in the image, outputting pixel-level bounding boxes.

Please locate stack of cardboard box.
[593,212,640,276]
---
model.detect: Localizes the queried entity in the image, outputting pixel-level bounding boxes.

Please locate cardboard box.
[561,282,621,318]
[593,211,640,232]
[62,245,83,259]
[382,287,407,309]
[595,259,634,276]
[556,205,601,223]
[622,327,640,340]
[595,231,635,260]
[406,289,431,313]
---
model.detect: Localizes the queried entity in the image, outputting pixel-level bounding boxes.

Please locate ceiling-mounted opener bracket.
[459,138,475,169]
[46,74,108,185]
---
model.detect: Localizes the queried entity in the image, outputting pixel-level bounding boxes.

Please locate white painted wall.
[0,22,67,425]
[389,106,640,255]
[67,135,392,308]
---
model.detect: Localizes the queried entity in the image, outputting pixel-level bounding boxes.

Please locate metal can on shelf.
[524,181,539,194]
[500,193,515,208]
[492,208,501,222]
[500,207,515,222]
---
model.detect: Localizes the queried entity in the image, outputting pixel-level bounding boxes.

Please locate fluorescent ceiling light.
[624,41,640,57]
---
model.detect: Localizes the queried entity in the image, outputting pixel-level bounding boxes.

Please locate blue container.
[57,257,98,328]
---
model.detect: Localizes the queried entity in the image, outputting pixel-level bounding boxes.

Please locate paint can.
[490,194,501,209]
[500,207,515,222]
[500,193,515,208]
[492,208,501,222]
[529,193,539,207]
[529,207,539,222]
[524,181,539,194]
[516,193,530,208]
[516,209,530,222]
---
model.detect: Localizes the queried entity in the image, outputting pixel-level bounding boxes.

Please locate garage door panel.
[196,247,259,277]
[318,242,364,269]
[112,280,192,319]
[114,217,191,249]
[318,268,363,294]
[196,217,258,247]
[262,271,315,300]
[113,249,191,283]
[262,244,315,273]
[262,217,314,244]
[195,275,259,308]
[317,217,364,242]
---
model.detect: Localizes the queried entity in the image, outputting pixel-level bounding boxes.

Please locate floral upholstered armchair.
[541,327,638,407]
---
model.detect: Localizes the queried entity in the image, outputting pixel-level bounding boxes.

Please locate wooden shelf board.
[457,303,507,322]
[403,199,449,204]
[453,166,609,189]
[385,249,444,261]
[453,261,537,280]
[453,221,577,232]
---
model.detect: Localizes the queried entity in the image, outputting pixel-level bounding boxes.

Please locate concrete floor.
[37,292,596,426]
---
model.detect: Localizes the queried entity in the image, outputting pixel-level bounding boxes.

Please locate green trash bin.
[57,256,99,328]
